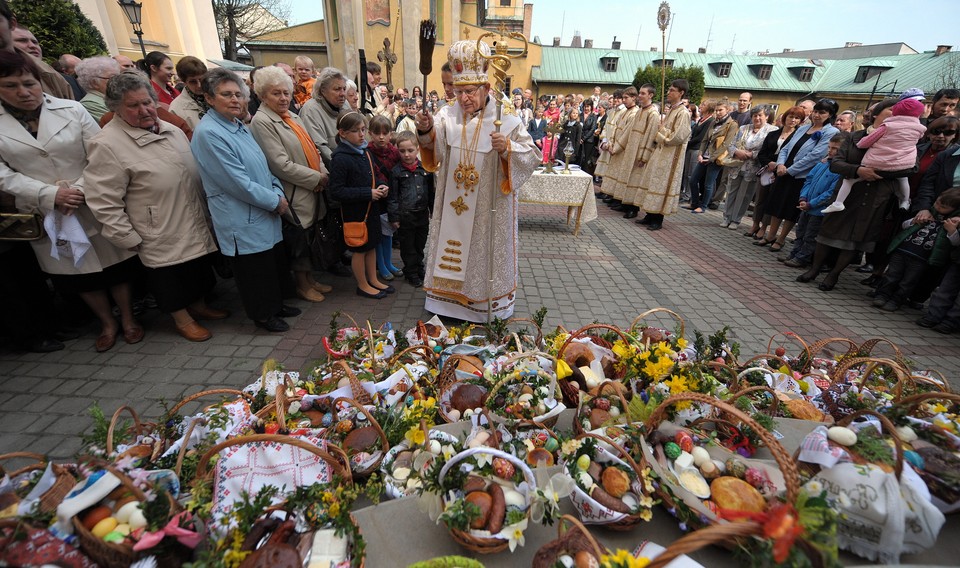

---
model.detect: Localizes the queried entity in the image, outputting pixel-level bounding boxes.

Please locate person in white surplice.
[414,40,541,322]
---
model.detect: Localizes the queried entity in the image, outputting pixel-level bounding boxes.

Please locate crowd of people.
[3,0,960,354]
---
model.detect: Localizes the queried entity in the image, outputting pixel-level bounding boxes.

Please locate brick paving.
[2,192,960,460]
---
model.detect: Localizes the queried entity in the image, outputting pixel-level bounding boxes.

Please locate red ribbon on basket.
[718,502,803,563]
[132,511,203,551]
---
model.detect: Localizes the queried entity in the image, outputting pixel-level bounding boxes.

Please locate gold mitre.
[447,39,491,86]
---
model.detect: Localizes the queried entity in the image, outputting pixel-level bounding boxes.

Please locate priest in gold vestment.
[415,40,541,322]
[619,85,661,218]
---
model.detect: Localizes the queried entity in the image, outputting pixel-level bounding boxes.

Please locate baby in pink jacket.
[821,97,927,213]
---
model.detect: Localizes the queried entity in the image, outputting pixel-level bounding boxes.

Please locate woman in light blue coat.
[191,68,297,332]
[758,98,839,251]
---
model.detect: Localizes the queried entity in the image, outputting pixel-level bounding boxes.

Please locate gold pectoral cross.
[453,163,479,193]
[450,196,469,215]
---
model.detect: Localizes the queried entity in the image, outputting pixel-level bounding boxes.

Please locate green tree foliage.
[633,64,706,104]
[10,0,107,63]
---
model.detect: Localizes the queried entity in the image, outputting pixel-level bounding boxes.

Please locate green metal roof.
[206,59,254,71]
[532,46,960,95]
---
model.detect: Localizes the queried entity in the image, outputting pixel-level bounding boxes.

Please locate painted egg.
[544,437,559,452]
[102,530,125,544]
[113,523,130,536]
[427,439,442,455]
[827,426,857,446]
[675,430,694,453]
[336,419,354,434]
[576,454,591,471]
[725,458,747,479]
[503,488,525,509]
[903,450,924,470]
[493,457,516,479]
[321,413,334,428]
[532,432,548,447]
[664,442,682,460]
[593,398,611,411]
[745,467,770,490]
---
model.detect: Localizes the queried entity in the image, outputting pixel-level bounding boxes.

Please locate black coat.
[329,144,376,222]
[387,162,435,222]
[757,128,791,168]
[689,116,715,155]
[914,144,960,212]
[557,121,583,159]
[581,113,599,144]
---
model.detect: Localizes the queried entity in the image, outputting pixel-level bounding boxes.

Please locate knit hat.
[898,88,926,101]
[447,40,491,86]
[892,98,925,118]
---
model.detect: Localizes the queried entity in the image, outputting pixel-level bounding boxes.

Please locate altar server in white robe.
[415,39,541,322]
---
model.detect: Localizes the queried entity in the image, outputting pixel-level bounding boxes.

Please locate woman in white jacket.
[0,51,139,352]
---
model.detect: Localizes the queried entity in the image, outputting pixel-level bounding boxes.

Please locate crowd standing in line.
[2,0,960,351]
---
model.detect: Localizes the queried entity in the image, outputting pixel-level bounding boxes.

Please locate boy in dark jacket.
[873,187,960,312]
[387,131,435,287]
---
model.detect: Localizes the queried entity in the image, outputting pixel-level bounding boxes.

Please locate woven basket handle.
[644,392,799,504]
[557,324,630,360]
[195,434,352,484]
[858,337,906,365]
[333,360,374,405]
[893,392,960,416]
[388,344,438,367]
[557,513,605,559]
[575,431,648,493]
[331,397,390,457]
[438,447,536,490]
[166,389,254,418]
[629,308,685,339]
[836,409,904,479]
[765,331,810,362]
[0,451,47,479]
[106,405,144,455]
[647,520,763,568]
[506,317,545,348]
[830,356,909,386]
[804,337,859,364]
[590,380,631,413]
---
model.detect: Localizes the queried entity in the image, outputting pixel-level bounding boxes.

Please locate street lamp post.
[117,0,147,60]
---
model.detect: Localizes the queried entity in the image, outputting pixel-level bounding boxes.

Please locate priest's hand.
[491,132,508,154]
[416,109,433,133]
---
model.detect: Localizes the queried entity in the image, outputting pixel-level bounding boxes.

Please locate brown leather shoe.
[95,330,117,352]
[122,325,144,345]
[297,287,326,302]
[311,282,333,294]
[187,305,230,320]
[176,321,212,342]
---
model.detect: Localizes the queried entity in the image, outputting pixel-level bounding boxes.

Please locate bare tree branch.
[212,0,291,61]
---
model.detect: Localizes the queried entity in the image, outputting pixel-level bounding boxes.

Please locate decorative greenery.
[372,396,438,447]
[532,307,548,329]
[438,498,481,532]
[78,401,129,458]
[850,425,895,467]
[153,403,232,485]
[633,63,706,104]
[11,0,107,62]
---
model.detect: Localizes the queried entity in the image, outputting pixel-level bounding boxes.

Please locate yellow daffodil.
[676,337,688,349]
[405,426,426,446]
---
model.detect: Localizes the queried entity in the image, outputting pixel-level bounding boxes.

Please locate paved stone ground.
[2,193,959,461]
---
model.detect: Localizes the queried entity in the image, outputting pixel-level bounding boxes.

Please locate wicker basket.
[565,431,654,531]
[629,308,686,340]
[794,409,904,480]
[483,351,564,429]
[532,514,606,568]
[320,397,389,478]
[0,453,77,515]
[642,392,800,532]
[105,405,158,462]
[556,323,632,406]
[71,464,185,568]
[437,447,537,554]
[573,380,631,435]
[436,353,489,424]
[857,337,911,369]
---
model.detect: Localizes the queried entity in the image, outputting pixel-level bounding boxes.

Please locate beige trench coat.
[249,105,327,229]
[0,96,134,274]
[83,117,216,268]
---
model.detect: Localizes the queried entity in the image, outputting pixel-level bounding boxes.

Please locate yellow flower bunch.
[548,332,572,356]
[600,548,650,568]
[222,528,251,568]
[404,425,427,445]
[675,337,688,350]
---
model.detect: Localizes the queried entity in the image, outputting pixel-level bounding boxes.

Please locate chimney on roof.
[782,48,793,53]
[844,42,862,48]
[650,47,658,52]
[675,48,683,53]
[523,3,533,39]
[571,31,582,48]
[698,47,707,54]
[552,37,561,47]
[758,50,769,56]
[936,45,953,56]
[611,36,621,50]
[584,39,593,49]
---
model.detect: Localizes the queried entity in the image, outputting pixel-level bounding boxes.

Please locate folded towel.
[43,211,91,267]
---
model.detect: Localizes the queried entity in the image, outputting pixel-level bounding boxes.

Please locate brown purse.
[341,153,376,247]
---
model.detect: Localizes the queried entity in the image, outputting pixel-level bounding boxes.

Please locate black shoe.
[855,263,875,274]
[611,204,626,212]
[54,329,81,341]
[905,300,925,310]
[624,209,638,219]
[707,203,719,210]
[933,322,957,334]
[866,290,878,298]
[917,317,939,328]
[602,196,614,203]
[407,277,424,288]
[356,287,387,299]
[860,275,881,287]
[636,216,652,225]
[818,282,835,291]
[27,338,65,353]
[796,273,816,283]
[647,223,663,231]
[880,300,900,312]
[374,285,396,294]
[872,297,888,307]
[255,316,290,332]
[783,259,807,268]
[276,305,302,318]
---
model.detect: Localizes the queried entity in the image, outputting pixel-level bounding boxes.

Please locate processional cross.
[377,38,398,92]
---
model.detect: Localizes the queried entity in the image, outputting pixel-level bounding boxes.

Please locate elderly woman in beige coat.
[299,67,347,167]
[84,72,224,342]
[249,65,331,302]
[0,51,139,353]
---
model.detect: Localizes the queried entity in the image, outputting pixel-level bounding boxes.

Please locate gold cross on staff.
[378,37,398,92]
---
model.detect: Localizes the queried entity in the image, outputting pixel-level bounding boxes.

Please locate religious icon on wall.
[365,0,390,26]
